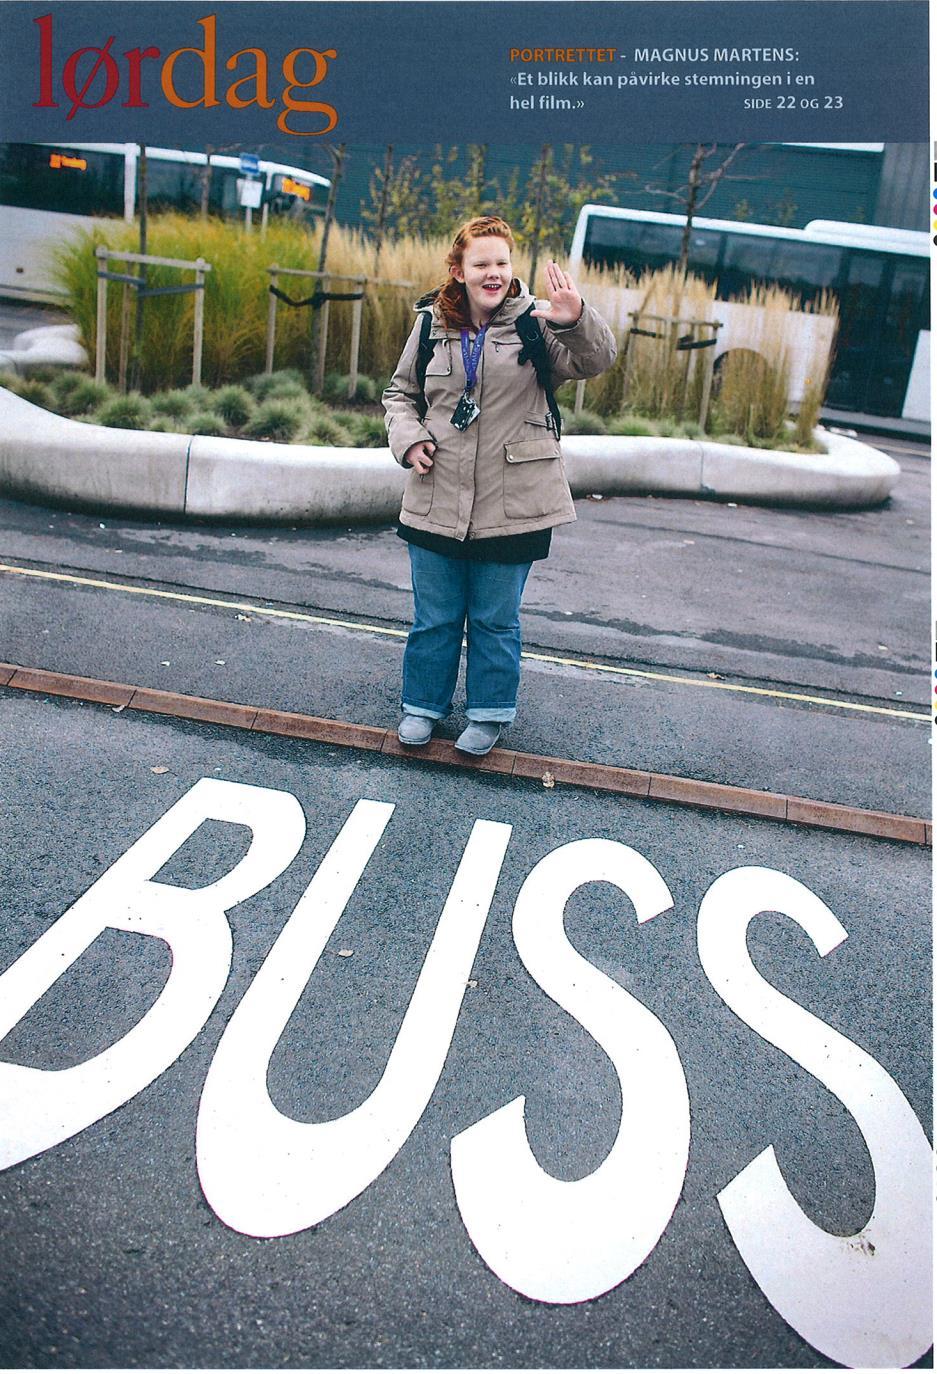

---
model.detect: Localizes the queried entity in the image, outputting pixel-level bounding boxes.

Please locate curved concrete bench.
[0,385,900,522]
[0,323,89,375]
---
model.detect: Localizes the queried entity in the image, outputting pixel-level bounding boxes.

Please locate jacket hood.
[414,279,535,334]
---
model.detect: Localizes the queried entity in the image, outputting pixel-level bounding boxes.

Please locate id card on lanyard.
[451,326,486,430]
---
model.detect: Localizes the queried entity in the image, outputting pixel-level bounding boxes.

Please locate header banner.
[0,1,928,146]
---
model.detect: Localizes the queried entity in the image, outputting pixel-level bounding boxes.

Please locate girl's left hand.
[530,260,583,327]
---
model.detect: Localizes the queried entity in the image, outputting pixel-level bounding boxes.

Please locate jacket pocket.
[402,467,434,517]
[503,436,564,518]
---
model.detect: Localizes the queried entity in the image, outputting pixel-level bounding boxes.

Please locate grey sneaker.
[398,714,434,746]
[455,721,502,756]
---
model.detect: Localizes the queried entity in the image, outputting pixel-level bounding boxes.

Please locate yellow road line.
[0,561,927,722]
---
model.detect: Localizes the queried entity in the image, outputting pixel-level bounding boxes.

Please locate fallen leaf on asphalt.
[542,771,555,788]
[215,659,226,665]
[337,948,354,958]
[877,645,888,652]
[236,614,252,622]
[466,980,478,989]
[707,672,724,680]
[112,704,126,713]
[151,766,169,775]
[160,660,170,666]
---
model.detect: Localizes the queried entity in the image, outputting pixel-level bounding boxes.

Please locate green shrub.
[50,370,86,404]
[262,380,307,403]
[247,369,307,401]
[189,411,227,436]
[243,401,301,442]
[4,377,53,407]
[213,385,254,428]
[606,415,653,437]
[95,393,152,430]
[559,406,607,436]
[63,377,111,415]
[181,383,212,405]
[151,390,193,419]
[23,364,59,384]
[323,371,380,405]
[345,413,388,447]
[305,411,354,446]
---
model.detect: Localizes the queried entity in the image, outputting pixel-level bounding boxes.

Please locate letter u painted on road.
[196,804,512,1238]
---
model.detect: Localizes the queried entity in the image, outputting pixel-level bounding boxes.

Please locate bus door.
[875,258,929,418]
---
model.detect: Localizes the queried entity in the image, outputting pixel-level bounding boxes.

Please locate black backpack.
[413,302,563,438]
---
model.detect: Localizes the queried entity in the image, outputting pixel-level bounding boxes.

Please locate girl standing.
[383,215,617,755]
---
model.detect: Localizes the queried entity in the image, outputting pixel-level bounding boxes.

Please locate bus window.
[826,251,884,412]
[0,142,124,216]
[145,158,205,214]
[885,260,929,343]
[210,166,243,216]
[583,215,641,267]
[770,241,842,298]
[683,228,721,272]
[719,234,780,296]
[585,219,690,274]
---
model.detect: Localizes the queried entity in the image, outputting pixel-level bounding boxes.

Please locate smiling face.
[452,235,513,325]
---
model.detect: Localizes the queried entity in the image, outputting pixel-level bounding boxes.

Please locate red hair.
[434,216,520,329]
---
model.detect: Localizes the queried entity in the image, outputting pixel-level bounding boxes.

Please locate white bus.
[569,204,930,428]
[0,142,330,304]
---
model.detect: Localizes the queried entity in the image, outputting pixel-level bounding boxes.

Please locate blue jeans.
[402,545,532,723]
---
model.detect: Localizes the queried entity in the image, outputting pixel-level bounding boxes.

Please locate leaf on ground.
[466,980,478,989]
[337,948,354,958]
[236,614,252,622]
[541,770,555,788]
[150,766,169,775]
[706,672,724,680]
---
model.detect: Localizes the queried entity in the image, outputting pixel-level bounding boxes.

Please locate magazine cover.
[0,1,931,1369]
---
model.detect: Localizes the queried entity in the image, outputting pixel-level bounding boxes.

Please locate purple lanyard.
[460,326,487,393]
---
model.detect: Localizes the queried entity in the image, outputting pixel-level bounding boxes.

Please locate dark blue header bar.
[0,2,927,145]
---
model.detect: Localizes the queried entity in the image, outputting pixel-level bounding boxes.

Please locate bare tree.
[129,145,148,391]
[200,146,213,220]
[527,144,550,293]
[309,143,346,392]
[644,143,747,275]
[372,145,393,274]
[317,142,346,275]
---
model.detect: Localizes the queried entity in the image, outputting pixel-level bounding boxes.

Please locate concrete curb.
[0,323,89,375]
[1,661,929,846]
[0,382,900,523]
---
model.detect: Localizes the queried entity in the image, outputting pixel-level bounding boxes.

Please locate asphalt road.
[0,688,931,1369]
[0,428,932,1368]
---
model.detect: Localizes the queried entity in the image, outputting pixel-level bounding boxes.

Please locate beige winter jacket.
[382,282,617,541]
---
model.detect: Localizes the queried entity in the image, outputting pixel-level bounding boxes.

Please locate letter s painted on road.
[451,838,690,1304]
[698,866,932,1368]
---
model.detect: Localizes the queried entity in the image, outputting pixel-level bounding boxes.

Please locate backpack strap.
[413,308,436,421]
[514,305,562,438]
